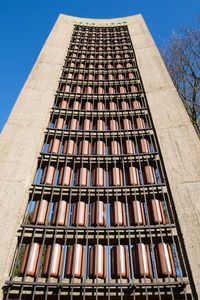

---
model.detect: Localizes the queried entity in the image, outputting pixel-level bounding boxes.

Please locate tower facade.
[0,14,199,300]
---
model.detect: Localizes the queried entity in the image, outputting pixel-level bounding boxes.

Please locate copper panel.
[84,101,93,110]
[77,73,84,80]
[63,85,70,93]
[96,87,104,94]
[48,138,61,154]
[66,73,73,79]
[122,118,132,130]
[85,86,93,94]
[91,201,106,227]
[121,101,129,110]
[79,63,85,68]
[73,86,82,93]
[78,140,91,155]
[109,102,117,110]
[72,101,81,110]
[143,165,157,184]
[139,138,151,153]
[147,199,166,225]
[87,74,94,80]
[93,141,105,155]
[132,244,153,278]
[108,73,114,80]
[128,72,135,79]
[43,244,63,277]
[76,167,89,186]
[88,64,94,69]
[109,140,120,155]
[97,74,104,80]
[107,64,114,69]
[130,85,138,93]
[63,139,76,155]
[89,245,107,278]
[118,73,125,80]
[51,201,69,226]
[95,119,105,131]
[132,99,141,109]
[98,64,104,69]
[128,201,146,225]
[41,166,56,185]
[31,199,49,225]
[123,139,135,154]
[116,63,123,69]
[20,243,40,277]
[68,62,75,68]
[68,118,79,130]
[65,245,85,278]
[109,119,119,130]
[126,62,132,67]
[82,119,92,131]
[111,246,129,278]
[59,100,68,109]
[126,166,140,185]
[72,202,88,227]
[96,101,105,110]
[93,167,105,186]
[119,86,127,94]
[108,87,115,94]
[154,243,176,277]
[109,167,123,186]
[58,166,73,186]
[54,118,65,129]
[110,201,126,226]
[135,117,145,129]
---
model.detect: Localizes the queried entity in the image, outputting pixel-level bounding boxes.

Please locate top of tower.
[58,13,143,26]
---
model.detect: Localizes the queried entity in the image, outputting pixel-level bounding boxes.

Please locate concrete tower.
[0,14,199,300]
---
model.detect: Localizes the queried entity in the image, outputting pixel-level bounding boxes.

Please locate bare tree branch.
[160,19,200,136]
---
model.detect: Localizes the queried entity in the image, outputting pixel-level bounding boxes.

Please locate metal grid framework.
[4,24,192,300]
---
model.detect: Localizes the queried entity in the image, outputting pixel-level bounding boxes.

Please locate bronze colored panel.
[128,201,146,225]
[143,165,157,184]
[63,139,76,155]
[111,246,129,278]
[110,201,126,226]
[76,167,89,186]
[132,244,153,278]
[147,199,166,225]
[154,243,176,277]
[126,166,140,185]
[91,201,106,227]
[109,167,123,186]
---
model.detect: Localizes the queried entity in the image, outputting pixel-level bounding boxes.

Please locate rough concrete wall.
[128,14,200,298]
[0,14,73,298]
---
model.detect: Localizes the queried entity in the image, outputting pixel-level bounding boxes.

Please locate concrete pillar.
[128,14,200,298]
[0,14,73,298]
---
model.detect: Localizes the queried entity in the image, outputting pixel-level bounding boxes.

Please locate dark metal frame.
[4,24,192,300]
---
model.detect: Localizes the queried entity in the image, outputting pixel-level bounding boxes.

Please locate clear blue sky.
[0,0,199,132]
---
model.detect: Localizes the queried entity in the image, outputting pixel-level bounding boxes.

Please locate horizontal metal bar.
[6,280,189,288]
[21,224,175,230]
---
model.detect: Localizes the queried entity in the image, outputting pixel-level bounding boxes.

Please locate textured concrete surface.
[0,13,199,300]
[128,14,200,299]
[0,14,73,298]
